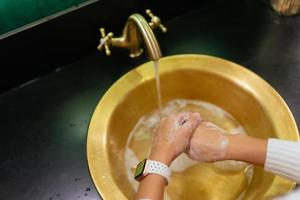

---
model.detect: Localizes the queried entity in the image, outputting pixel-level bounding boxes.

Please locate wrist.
[225,134,267,166]
[224,134,244,160]
[149,147,174,167]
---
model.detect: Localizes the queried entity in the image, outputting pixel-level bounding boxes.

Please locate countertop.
[1,0,300,199]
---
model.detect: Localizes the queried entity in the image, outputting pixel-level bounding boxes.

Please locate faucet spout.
[97,10,166,61]
[112,14,162,60]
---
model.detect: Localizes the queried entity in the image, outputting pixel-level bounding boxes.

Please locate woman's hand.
[149,112,201,166]
[186,121,229,162]
[187,121,268,165]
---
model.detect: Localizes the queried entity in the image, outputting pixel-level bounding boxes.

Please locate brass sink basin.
[87,54,299,200]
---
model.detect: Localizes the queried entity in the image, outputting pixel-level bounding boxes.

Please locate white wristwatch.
[134,159,171,183]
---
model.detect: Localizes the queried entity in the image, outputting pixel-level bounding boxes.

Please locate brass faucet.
[97,9,167,61]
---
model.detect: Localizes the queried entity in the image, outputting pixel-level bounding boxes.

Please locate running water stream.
[154,60,162,111]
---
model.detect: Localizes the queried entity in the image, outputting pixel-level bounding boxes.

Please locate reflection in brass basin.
[87,54,299,200]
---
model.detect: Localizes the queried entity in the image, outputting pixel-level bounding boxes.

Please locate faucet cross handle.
[97,28,114,56]
[145,9,167,33]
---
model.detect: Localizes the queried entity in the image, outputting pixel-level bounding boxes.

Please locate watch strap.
[144,159,171,182]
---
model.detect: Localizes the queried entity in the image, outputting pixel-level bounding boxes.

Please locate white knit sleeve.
[265,138,300,184]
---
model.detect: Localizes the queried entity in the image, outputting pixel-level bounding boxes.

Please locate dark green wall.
[0,0,87,35]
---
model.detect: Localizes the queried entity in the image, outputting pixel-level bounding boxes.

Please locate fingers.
[186,121,229,162]
[156,112,201,143]
[179,112,201,131]
[178,112,191,125]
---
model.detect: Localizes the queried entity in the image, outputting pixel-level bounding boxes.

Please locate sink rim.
[87,54,299,199]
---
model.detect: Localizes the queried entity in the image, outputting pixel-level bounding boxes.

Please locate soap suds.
[204,121,226,133]
[125,148,139,191]
[187,122,229,162]
[229,125,246,135]
[170,152,198,172]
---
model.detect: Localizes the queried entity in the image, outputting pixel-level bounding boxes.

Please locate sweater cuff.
[265,138,300,184]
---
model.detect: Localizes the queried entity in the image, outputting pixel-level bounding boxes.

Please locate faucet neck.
[111,14,162,60]
[126,14,162,60]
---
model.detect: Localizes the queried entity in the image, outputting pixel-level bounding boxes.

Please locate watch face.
[134,159,147,181]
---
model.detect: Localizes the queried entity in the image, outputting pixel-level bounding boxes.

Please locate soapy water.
[125,99,253,200]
